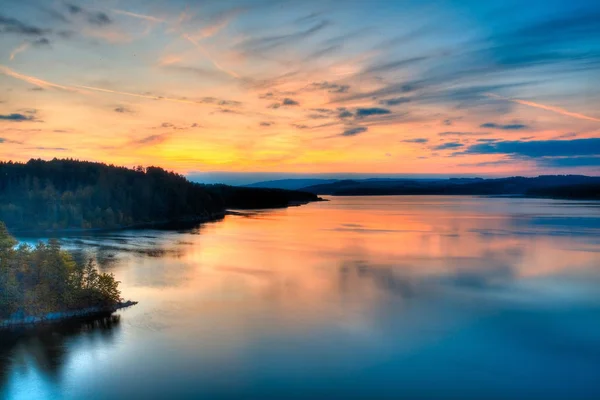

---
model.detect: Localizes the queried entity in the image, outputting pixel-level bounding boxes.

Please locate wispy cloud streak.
[110,9,165,23]
[486,93,600,123]
[9,43,30,60]
[182,34,240,79]
[0,65,78,91]
[0,65,217,105]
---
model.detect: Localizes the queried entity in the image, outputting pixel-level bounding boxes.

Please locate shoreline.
[10,211,227,237]
[0,301,138,330]
[1,198,327,329]
[9,198,327,238]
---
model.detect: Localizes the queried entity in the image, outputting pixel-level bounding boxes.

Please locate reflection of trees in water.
[337,254,519,301]
[0,315,121,390]
[338,260,417,300]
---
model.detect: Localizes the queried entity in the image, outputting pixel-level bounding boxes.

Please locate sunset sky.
[1,0,599,181]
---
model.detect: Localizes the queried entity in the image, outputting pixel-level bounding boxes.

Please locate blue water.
[2,196,600,399]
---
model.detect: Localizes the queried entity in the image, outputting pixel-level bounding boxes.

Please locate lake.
[2,196,600,400]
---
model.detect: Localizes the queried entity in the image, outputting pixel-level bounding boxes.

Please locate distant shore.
[0,301,138,329]
[322,193,600,200]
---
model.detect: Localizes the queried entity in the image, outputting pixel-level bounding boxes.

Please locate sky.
[0,0,599,181]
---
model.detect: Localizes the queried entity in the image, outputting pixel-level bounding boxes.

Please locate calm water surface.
[2,196,600,399]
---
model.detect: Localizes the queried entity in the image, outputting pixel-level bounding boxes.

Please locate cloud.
[486,10,600,72]
[28,146,69,151]
[183,34,240,79]
[355,108,391,118]
[9,43,29,60]
[341,126,368,137]
[218,99,242,107]
[188,10,238,40]
[196,97,242,107]
[162,64,236,81]
[540,156,600,167]
[87,12,112,26]
[239,20,330,54]
[306,113,330,120]
[312,82,350,93]
[66,4,82,14]
[480,122,529,130]
[401,138,428,144]
[36,5,70,23]
[33,37,51,46]
[305,44,342,61]
[362,56,428,75]
[0,64,78,91]
[477,138,500,143]
[282,98,299,106]
[0,137,24,144]
[380,97,411,106]
[338,108,353,119]
[463,138,600,158]
[9,37,51,60]
[434,142,464,150]
[438,131,490,137]
[457,159,515,168]
[65,3,112,26]
[131,133,170,146]
[110,9,165,23]
[0,15,47,36]
[0,113,36,122]
[486,93,600,123]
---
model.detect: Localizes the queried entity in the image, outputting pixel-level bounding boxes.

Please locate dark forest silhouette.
[0,159,321,232]
[297,176,600,198]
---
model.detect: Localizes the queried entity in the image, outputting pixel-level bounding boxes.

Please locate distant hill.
[244,179,338,190]
[0,159,322,232]
[300,175,600,199]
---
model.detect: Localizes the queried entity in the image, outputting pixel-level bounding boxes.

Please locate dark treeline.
[526,182,600,200]
[301,175,600,199]
[0,159,321,232]
[0,223,121,320]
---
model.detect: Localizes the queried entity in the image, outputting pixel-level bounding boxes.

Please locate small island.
[0,159,324,327]
[0,222,133,328]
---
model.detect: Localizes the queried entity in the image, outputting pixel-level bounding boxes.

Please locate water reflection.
[4,196,600,399]
[0,316,121,398]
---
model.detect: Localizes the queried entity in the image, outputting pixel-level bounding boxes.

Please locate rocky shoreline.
[0,301,138,329]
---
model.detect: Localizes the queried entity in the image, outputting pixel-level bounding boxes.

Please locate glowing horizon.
[1,0,599,176]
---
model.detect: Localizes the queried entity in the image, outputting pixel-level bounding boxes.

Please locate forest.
[298,175,600,199]
[0,159,321,232]
[0,222,121,320]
